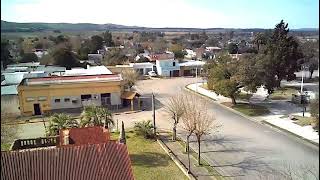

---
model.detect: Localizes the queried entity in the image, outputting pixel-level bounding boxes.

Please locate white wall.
[50,95,82,110]
[1,95,21,116]
[156,59,180,76]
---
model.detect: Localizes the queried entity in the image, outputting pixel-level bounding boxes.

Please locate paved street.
[135,77,319,179]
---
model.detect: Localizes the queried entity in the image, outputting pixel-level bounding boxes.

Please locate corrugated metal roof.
[1,141,134,180]
[1,85,18,95]
[24,74,122,86]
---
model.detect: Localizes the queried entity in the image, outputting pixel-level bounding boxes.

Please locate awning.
[121,91,140,100]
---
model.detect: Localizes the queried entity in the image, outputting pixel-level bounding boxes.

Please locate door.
[33,104,41,115]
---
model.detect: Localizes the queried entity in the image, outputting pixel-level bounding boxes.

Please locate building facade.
[18,74,123,116]
[156,59,180,77]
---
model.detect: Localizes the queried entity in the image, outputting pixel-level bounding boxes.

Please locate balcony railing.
[11,136,60,151]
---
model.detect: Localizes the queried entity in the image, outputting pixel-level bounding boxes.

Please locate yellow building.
[17,74,123,116]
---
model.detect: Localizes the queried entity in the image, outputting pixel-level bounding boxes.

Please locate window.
[101,93,111,105]
[72,100,78,104]
[81,94,92,100]
[64,98,70,102]
[173,62,176,66]
[54,99,60,103]
[26,97,35,102]
[38,96,47,101]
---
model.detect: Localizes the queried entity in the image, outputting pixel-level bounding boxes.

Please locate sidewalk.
[158,132,219,180]
[186,83,319,145]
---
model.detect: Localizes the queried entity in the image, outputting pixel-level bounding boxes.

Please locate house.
[2,126,134,180]
[130,62,155,75]
[155,57,180,77]
[17,74,123,116]
[179,60,205,76]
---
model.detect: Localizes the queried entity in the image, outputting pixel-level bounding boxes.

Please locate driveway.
[135,77,319,179]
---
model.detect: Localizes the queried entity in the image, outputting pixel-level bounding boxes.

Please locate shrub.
[134,120,154,139]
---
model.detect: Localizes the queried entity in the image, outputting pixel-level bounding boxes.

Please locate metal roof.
[1,85,18,95]
[1,141,134,180]
[179,60,205,67]
[23,74,122,86]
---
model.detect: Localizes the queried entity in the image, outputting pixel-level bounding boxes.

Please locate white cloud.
[5,0,236,28]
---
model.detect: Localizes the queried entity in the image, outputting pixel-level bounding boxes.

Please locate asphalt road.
[135,77,319,180]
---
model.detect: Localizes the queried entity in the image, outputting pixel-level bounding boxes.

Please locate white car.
[148,71,157,77]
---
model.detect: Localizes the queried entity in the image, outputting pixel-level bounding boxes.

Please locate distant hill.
[1,20,319,33]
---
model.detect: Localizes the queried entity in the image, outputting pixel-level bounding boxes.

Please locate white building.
[156,59,180,77]
[130,63,155,75]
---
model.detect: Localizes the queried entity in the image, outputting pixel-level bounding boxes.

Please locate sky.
[1,0,319,29]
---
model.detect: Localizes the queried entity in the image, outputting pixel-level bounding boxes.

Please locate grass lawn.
[222,102,270,116]
[269,87,299,100]
[292,115,315,126]
[111,132,188,180]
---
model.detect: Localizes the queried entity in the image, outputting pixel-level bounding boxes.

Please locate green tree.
[52,45,80,69]
[90,35,104,53]
[227,43,238,54]
[54,35,69,44]
[46,113,79,136]
[102,31,115,47]
[207,53,262,105]
[134,120,154,139]
[80,106,114,128]
[20,52,38,63]
[1,39,14,68]
[260,20,303,93]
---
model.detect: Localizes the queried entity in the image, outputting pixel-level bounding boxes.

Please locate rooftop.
[179,60,205,67]
[63,65,112,76]
[21,74,122,86]
[1,85,18,95]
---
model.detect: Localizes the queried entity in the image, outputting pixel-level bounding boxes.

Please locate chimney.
[63,129,70,145]
[119,121,126,144]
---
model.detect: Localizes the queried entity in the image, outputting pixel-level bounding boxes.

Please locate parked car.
[148,71,157,77]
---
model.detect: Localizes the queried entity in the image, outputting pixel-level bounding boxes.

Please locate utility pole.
[152,93,156,136]
[301,66,305,117]
[195,66,198,92]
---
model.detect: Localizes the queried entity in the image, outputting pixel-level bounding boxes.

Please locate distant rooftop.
[1,85,18,95]
[63,65,112,76]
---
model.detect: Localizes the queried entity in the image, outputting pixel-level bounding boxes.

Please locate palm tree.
[133,120,154,139]
[98,107,114,129]
[46,113,79,136]
[80,106,114,129]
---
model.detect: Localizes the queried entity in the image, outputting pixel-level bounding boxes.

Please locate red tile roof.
[1,141,134,180]
[59,126,111,146]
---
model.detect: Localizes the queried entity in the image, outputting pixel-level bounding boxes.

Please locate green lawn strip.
[292,115,315,126]
[111,131,188,180]
[177,139,225,180]
[224,102,270,116]
[269,87,299,100]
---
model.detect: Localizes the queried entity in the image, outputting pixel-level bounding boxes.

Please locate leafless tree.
[165,93,186,141]
[121,69,139,90]
[193,99,219,165]
[180,94,198,173]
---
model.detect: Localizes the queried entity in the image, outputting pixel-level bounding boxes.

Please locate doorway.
[33,104,41,115]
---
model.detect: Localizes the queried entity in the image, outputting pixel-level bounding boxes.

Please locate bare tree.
[193,99,218,165]
[165,94,185,141]
[180,94,198,173]
[121,69,139,90]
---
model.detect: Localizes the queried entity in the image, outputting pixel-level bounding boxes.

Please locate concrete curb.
[185,83,319,148]
[157,138,197,180]
[262,120,319,146]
